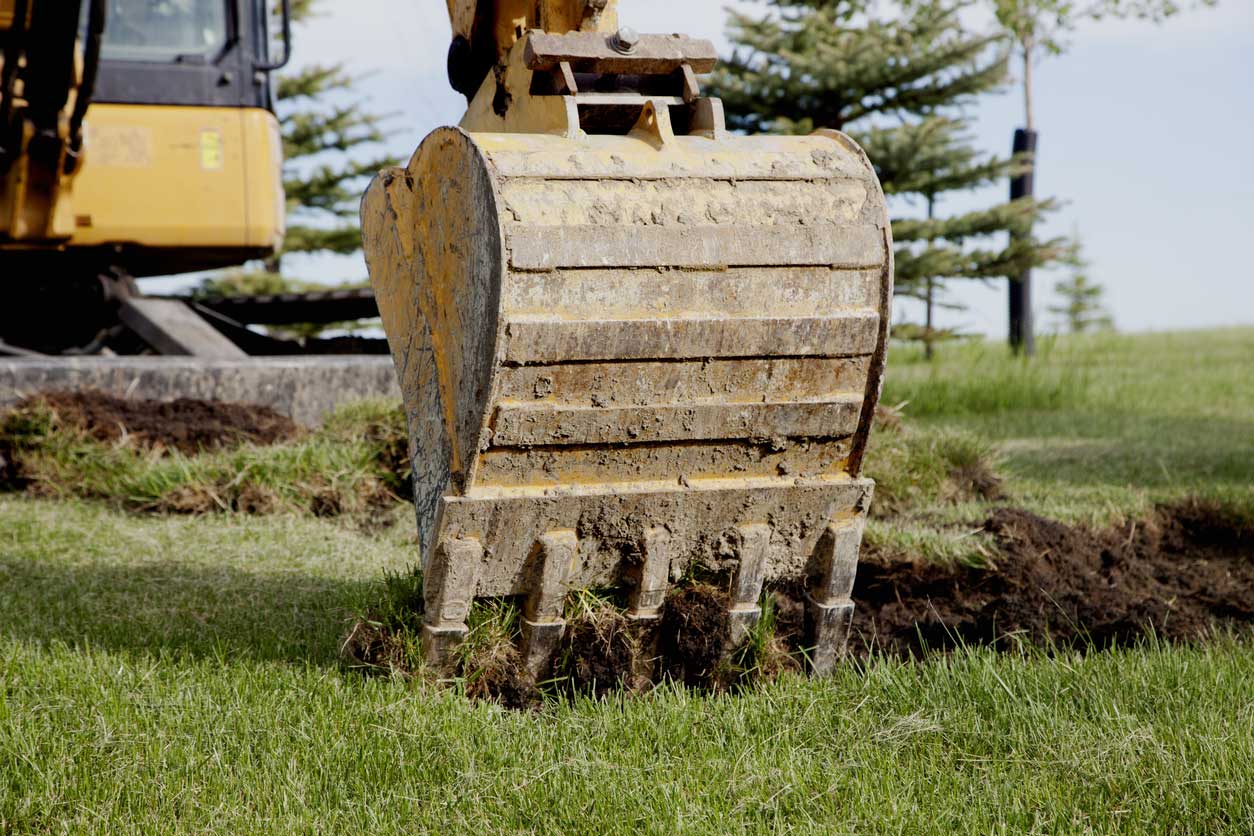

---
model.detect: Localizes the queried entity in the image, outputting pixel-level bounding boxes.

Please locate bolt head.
[613,26,640,53]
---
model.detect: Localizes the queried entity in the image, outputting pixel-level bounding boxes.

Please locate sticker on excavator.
[200,130,224,171]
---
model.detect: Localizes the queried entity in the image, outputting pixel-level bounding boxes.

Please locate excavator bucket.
[361,20,892,679]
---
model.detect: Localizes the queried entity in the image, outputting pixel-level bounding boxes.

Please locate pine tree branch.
[892,197,1058,242]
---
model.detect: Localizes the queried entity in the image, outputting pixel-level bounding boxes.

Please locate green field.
[2,328,1252,833]
[881,328,1254,521]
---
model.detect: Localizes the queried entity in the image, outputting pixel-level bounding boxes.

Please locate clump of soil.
[850,502,1254,657]
[340,619,416,675]
[558,606,647,698]
[464,647,541,711]
[659,584,731,687]
[13,389,300,454]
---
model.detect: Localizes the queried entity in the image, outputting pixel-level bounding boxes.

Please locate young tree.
[1049,247,1113,333]
[993,0,1215,133]
[712,0,1070,358]
[990,0,1214,352]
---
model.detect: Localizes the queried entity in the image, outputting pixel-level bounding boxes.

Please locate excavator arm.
[445,0,619,98]
[0,0,105,241]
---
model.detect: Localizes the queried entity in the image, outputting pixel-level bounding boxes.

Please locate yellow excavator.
[0,0,342,357]
[363,0,894,676]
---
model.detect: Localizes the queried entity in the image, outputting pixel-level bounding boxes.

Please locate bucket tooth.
[421,536,483,674]
[805,517,865,675]
[520,530,577,679]
[727,524,771,647]
[627,527,672,622]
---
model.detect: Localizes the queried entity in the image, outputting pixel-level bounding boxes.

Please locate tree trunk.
[924,195,935,360]
[1009,38,1037,356]
[1009,128,1037,356]
[1023,43,1034,132]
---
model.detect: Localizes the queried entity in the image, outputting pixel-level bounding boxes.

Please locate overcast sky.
[272,0,1254,338]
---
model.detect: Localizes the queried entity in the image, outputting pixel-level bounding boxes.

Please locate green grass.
[2,328,1253,832]
[1,397,409,516]
[882,328,1254,526]
[2,499,1252,834]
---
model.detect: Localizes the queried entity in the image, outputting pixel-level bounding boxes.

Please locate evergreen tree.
[270,0,396,270]
[869,114,1065,356]
[711,0,1071,357]
[1048,247,1113,333]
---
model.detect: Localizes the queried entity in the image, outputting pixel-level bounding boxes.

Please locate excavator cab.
[0,0,288,353]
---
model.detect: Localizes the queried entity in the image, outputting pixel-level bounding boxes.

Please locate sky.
[250,0,1254,339]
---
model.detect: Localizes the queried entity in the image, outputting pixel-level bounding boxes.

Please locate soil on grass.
[947,460,1005,503]
[558,605,649,697]
[659,584,732,687]
[358,500,1251,707]
[12,390,300,454]
[847,501,1254,658]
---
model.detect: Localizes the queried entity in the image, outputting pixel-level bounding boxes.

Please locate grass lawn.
[2,328,1252,833]
[881,327,1254,522]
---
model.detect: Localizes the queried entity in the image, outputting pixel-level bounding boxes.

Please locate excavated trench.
[844,502,1254,658]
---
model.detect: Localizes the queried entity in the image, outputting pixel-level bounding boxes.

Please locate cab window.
[100,0,229,63]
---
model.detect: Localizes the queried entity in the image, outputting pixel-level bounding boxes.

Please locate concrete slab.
[0,357,400,425]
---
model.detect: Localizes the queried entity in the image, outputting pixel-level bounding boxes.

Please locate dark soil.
[466,650,541,711]
[659,584,732,687]
[365,423,412,502]
[16,389,300,454]
[0,439,21,488]
[342,499,1253,707]
[340,619,413,674]
[849,501,1254,658]
[558,607,648,697]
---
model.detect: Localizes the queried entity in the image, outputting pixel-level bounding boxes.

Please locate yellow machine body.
[364,5,893,679]
[1,0,284,276]
[65,103,285,272]
[2,100,284,276]
[1,0,290,354]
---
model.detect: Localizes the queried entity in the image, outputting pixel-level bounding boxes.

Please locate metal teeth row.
[420,517,864,680]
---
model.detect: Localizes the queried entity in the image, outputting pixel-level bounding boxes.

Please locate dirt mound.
[15,390,300,454]
[343,500,1253,707]
[850,502,1254,657]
